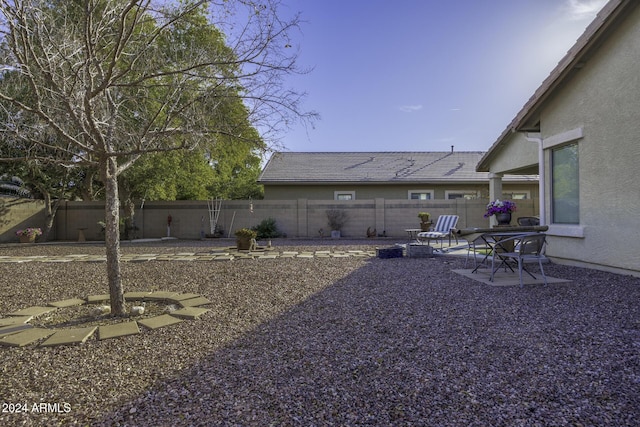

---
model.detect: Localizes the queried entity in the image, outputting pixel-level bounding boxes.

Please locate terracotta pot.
[236,236,252,250]
[19,235,36,243]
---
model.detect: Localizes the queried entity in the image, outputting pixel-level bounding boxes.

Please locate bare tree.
[0,0,316,316]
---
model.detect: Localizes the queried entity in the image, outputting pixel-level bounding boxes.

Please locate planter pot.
[236,236,253,250]
[19,235,36,243]
[495,212,512,225]
[330,230,341,238]
[420,221,431,232]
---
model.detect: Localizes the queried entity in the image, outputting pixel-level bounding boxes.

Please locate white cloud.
[565,0,608,21]
[397,105,423,113]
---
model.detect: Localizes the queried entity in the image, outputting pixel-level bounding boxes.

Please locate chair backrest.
[519,233,546,256]
[517,216,540,226]
[433,215,459,233]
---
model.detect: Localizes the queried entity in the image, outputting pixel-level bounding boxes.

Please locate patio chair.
[517,216,540,226]
[490,233,548,287]
[465,234,493,269]
[417,215,459,251]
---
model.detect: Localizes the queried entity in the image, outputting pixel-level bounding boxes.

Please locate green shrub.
[252,217,281,239]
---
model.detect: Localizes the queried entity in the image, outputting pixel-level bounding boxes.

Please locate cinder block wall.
[0,198,47,243]
[43,198,538,241]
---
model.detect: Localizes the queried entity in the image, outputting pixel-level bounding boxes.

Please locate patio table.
[471,231,542,275]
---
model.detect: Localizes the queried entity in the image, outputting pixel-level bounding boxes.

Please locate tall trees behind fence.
[1,198,539,242]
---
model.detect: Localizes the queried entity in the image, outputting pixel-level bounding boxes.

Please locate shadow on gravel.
[96,257,640,426]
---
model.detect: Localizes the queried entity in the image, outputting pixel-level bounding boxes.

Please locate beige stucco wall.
[480,132,540,174]
[263,182,538,201]
[485,6,640,276]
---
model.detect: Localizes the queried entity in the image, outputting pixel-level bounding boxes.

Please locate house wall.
[263,182,538,200]
[23,198,538,242]
[535,4,640,276]
[480,132,539,174]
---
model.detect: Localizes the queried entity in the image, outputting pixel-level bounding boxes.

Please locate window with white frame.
[552,143,579,224]
[408,190,434,200]
[502,191,530,200]
[334,191,355,200]
[445,190,479,200]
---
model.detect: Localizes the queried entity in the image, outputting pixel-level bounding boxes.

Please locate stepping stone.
[98,321,140,340]
[170,307,210,320]
[0,328,55,347]
[168,293,202,302]
[0,323,33,338]
[47,258,73,263]
[0,316,33,327]
[124,291,152,300]
[178,296,211,307]
[138,314,183,330]
[8,306,57,317]
[257,254,279,259]
[146,291,179,301]
[296,253,314,258]
[86,294,110,303]
[48,298,86,308]
[40,326,97,347]
[213,256,234,261]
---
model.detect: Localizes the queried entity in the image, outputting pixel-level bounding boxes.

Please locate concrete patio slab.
[453,269,572,287]
[98,321,140,340]
[137,314,183,330]
[0,316,33,327]
[8,306,57,317]
[170,307,210,320]
[40,326,97,347]
[0,328,55,347]
[48,298,87,308]
[178,296,211,307]
[0,323,33,338]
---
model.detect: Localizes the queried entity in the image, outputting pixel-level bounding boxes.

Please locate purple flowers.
[484,199,517,217]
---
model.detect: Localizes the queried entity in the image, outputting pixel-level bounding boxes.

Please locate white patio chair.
[417,215,459,251]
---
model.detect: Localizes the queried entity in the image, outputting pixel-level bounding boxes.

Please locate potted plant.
[418,212,431,231]
[16,227,42,243]
[484,199,517,225]
[234,228,257,250]
[326,209,349,238]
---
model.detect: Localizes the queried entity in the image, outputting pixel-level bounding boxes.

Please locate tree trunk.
[102,157,126,316]
[41,193,60,243]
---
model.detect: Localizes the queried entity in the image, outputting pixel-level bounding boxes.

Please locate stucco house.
[259,151,537,201]
[477,0,639,276]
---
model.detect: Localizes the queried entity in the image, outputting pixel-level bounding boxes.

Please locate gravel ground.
[0,238,639,426]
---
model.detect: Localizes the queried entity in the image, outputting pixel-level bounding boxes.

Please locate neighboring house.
[477,0,639,276]
[259,151,538,201]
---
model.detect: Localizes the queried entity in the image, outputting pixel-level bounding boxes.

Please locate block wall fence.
[1,198,539,243]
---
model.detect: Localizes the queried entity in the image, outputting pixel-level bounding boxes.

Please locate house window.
[408,190,433,200]
[445,190,479,200]
[502,192,530,200]
[552,143,579,224]
[334,191,355,200]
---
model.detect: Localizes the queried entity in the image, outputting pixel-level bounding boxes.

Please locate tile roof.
[259,152,537,184]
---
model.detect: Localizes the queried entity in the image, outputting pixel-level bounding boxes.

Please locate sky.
[273,0,608,154]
